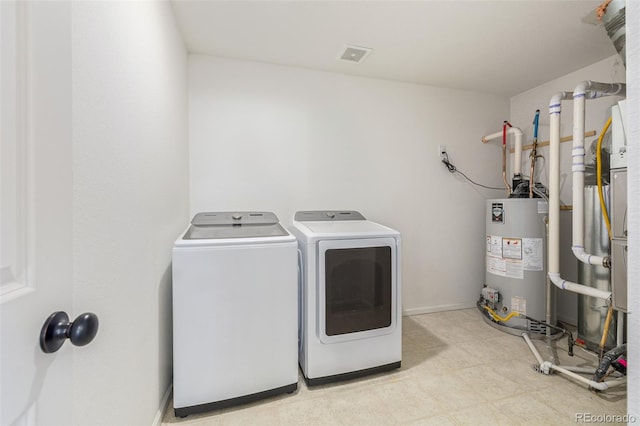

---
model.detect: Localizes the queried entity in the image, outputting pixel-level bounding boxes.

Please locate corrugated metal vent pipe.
[599,0,626,66]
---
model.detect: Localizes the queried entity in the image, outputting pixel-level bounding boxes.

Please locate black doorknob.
[40,311,99,353]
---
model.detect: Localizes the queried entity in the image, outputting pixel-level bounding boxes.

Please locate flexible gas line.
[596,116,613,239]
[482,304,521,323]
[599,304,614,360]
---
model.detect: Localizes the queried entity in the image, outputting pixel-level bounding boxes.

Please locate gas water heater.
[483,198,552,332]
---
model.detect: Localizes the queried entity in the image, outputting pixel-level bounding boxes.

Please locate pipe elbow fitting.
[614,83,626,97]
[549,91,572,114]
[572,245,585,261]
[540,361,553,375]
[574,81,591,98]
[510,127,524,137]
[574,81,627,99]
[548,272,562,288]
[572,246,608,266]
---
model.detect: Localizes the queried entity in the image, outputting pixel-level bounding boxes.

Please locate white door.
[1,2,77,424]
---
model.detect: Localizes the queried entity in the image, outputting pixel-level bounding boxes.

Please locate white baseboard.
[152,385,172,426]
[403,302,476,317]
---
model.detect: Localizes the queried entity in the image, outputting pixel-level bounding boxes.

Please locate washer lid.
[184,211,288,239]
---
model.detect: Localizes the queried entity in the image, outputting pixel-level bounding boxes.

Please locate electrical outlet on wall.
[439,145,447,160]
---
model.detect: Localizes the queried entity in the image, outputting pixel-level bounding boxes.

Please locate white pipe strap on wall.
[572,81,625,267]
[481,127,524,176]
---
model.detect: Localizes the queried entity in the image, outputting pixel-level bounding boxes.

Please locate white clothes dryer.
[291,211,402,385]
[172,212,298,417]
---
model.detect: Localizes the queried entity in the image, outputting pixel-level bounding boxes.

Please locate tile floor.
[162,308,627,425]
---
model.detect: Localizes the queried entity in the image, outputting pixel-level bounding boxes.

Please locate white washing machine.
[172,212,298,417]
[291,210,402,385]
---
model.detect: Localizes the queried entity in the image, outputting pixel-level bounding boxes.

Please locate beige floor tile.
[324,388,394,425]
[458,317,509,340]
[491,393,568,425]
[417,371,489,411]
[412,343,486,374]
[373,377,447,423]
[180,415,226,426]
[532,380,627,418]
[277,398,337,426]
[403,325,448,349]
[489,358,558,392]
[217,406,282,426]
[162,308,627,426]
[404,413,458,425]
[451,364,526,402]
[449,402,515,425]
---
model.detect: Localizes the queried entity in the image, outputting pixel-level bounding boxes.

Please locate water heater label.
[523,238,543,271]
[502,238,522,260]
[487,256,524,279]
[487,234,525,279]
[537,201,549,214]
[511,296,526,315]
[487,257,507,276]
[487,235,503,258]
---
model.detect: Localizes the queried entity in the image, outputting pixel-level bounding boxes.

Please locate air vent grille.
[338,45,372,63]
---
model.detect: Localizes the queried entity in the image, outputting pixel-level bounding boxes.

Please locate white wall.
[627,0,639,418]
[509,55,626,325]
[71,1,189,424]
[189,55,509,314]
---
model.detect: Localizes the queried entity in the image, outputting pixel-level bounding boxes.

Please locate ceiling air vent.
[338,45,372,64]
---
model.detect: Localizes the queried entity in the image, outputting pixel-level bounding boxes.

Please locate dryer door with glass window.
[317,237,397,344]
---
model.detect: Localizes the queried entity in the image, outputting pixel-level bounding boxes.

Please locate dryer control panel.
[294,211,366,221]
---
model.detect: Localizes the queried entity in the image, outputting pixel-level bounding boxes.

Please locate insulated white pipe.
[617,310,624,347]
[549,272,611,299]
[522,333,544,365]
[561,366,603,374]
[571,81,625,267]
[524,332,626,391]
[481,127,524,176]
[549,364,626,391]
[547,91,612,301]
[548,92,571,278]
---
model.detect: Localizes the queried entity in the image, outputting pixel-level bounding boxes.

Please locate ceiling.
[171,1,618,97]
